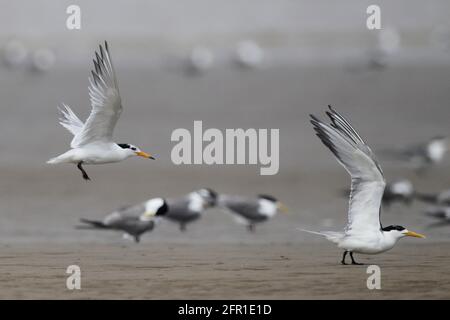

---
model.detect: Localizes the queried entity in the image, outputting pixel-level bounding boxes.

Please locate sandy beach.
[1,63,450,299]
[1,242,449,299]
[1,0,450,299]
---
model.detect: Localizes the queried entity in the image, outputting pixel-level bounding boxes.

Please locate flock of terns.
[44,41,447,265]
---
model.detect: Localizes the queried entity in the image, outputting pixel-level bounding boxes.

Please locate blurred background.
[1,0,450,244]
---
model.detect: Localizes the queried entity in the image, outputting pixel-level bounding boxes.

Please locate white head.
[257,194,288,218]
[117,143,155,160]
[389,180,414,204]
[390,180,414,197]
[188,188,218,212]
[140,198,168,221]
[427,136,449,162]
[381,225,425,242]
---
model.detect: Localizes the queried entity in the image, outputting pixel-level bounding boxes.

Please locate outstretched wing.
[310,106,386,235]
[58,103,84,136]
[71,41,122,148]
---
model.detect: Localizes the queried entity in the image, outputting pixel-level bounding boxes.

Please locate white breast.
[188,192,205,212]
[428,141,447,162]
[258,199,277,218]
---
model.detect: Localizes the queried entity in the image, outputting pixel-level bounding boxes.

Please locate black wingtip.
[91,70,97,85]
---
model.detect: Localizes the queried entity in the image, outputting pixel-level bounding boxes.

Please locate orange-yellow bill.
[136,151,155,160]
[405,231,425,238]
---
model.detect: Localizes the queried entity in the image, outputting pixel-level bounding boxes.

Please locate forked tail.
[77,218,108,229]
[297,228,344,244]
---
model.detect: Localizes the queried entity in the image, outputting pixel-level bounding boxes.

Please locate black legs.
[341,251,348,265]
[77,161,91,180]
[341,251,364,265]
[350,252,364,265]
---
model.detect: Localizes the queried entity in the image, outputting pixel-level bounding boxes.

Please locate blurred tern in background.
[382,179,415,208]
[77,197,168,243]
[185,46,214,75]
[380,136,449,173]
[47,41,154,180]
[218,194,288,232]
[164,188,217,232]
[415,188,450,206]
[234,40,264,69]
[31,48,56,73]
[301,106,425,265]
[424,206,450,228]
[340,179,415,209]
[2,39,28,68]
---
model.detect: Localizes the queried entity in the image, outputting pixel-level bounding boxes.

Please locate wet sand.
[1,37,450,299]
[1,242,449,299]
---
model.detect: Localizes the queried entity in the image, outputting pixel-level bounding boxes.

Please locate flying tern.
[47,41,154,180]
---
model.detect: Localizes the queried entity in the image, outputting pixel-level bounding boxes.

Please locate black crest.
[204,188,218,200]
[382,225,405,232]
[258,194,278,202]
[156,200,169,216]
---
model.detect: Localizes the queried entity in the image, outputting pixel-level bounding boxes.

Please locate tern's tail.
[297,228,344,244]
[46,157,60,164]
[47,154,69,164]
[77,218,108,230]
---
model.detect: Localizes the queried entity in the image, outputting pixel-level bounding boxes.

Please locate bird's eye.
[132,147,136,151]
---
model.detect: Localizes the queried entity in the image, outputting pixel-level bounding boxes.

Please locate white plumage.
[47,42,154,180]
[302,106,425,265]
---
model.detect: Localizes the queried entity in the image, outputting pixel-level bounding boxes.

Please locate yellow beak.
[405,231,426,238]
[277,202,289,214]
[136,151,155,160]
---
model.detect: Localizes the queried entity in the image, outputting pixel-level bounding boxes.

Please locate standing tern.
[424,206,450,227]
[78,197,168,243]
[218,194,288,232]
[302,106,425,265]
[415,188,450,206]
[164,188,217,232]
[47,41,154,180]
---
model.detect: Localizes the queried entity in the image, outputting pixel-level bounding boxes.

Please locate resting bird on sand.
[415,188,450,206]
[423,206,450,228]
[47,41,154,180]
[218,194,288,232]
[301,106,425,265]
[380,136,449,173]
[341,179,415,209]
[78,197,168,243]
[164,188,217,232]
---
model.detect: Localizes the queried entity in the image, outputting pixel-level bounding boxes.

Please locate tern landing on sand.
[218,194,288,232]
[164,188,217,232]
[78,198,168,243]
[301,106,425,265]
[47,41,154,180]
